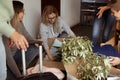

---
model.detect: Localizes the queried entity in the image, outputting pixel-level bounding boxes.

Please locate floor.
[71,23,114,44]
[71,24,93,40]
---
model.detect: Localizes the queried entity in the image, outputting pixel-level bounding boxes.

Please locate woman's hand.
[100,43,107,47]
[10,31,29,51]
[34,39,44,47]
[9,39,15,48]
[109,56,120,66]
[97,6,110,19]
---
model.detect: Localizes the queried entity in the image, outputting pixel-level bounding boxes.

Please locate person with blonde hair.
[40,5,76,60]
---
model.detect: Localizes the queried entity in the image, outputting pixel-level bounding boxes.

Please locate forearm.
[45,48,54,60]
[103,6,110,10]
[0,21,15,37]
[105,37,115,46]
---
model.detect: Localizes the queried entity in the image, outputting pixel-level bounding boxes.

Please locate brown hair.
[113,20,120,46]
[10,1,24,31]
[41,5,60,33]
[108,0,120,11]
[114,20,120,53]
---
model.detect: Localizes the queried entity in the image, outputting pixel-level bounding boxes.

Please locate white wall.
[61,0,80,27]
[23,0,41,38]
[21,0,80,38]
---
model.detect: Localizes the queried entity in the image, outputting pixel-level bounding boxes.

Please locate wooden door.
[41,0,60,15]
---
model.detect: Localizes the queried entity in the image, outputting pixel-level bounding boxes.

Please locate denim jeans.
[14,45,39,69]
[58,33,68,38]
[92,10,115,45]
[0,35,7,80]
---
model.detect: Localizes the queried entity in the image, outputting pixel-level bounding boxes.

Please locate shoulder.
[40,23,48,30]
[40,23,47,28]
[58,16,63,21]
[40,23,47,27]
[19,21,26,29]
[57,16,65,23]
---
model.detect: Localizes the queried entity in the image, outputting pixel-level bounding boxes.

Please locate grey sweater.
[40,17,75,49]
[11,22,33,55]
[2,21,34,77]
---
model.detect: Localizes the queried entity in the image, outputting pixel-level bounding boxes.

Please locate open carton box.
[64,62,120,80]
[109,67,120,76]
[43,60,120,80]
[43,60,65,70]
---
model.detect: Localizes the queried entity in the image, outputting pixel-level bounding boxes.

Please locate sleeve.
[0,21,15,37]
[40,23,49,49]
[59,17,75,36]
[20,22,33,41]
[2,36,22,77]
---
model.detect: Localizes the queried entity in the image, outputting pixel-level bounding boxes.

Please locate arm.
[0,21,28,51]
[109,56,120,66]
[59,17,76,38]
[0,21,15,37]
[19,22,44,47]
[2,36,22,77]
[100,37,115,46]
[105,37,116,46]
[20,22,33,41]
[40,23,54,60]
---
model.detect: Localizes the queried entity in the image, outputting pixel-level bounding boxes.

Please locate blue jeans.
[14,45,39,69]
[92,10,115,45]
[0,35,7,80]
[58,33,68,38]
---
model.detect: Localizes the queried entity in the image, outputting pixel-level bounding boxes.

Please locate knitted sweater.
[0,0,15,37]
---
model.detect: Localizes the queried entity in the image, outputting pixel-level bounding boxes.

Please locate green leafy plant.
[62,36,111,80]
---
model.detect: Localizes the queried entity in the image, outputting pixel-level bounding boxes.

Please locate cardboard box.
[43,60,65,70]
[64,63,120,79]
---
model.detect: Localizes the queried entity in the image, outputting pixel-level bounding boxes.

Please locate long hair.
[41,5,60,33]
[114,20,120,53]
[108,0,120,11]
[10,1,24,31]
[115,20,120,44]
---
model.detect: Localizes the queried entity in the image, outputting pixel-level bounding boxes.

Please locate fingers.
[97,7,101,10]
[10,31,29,51]
[96,7,104,19]
[15,41,21,50]
[16,37,29,51]
[100,43,106,47]
[35,43,39,47]
[27,67,34,75]
[9,40,15,47]
[22,36,29,50]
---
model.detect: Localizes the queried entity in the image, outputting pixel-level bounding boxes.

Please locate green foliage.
[62,36,111,80]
